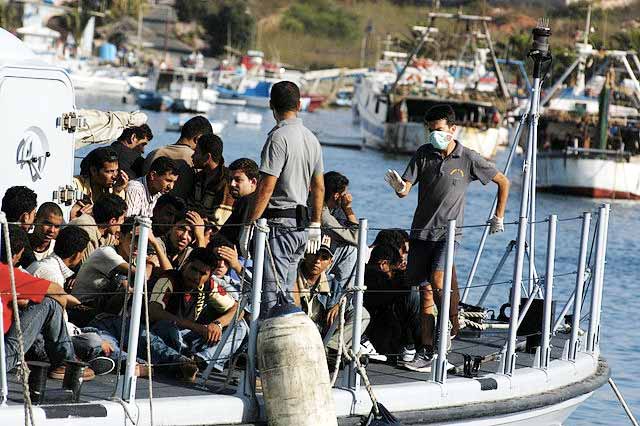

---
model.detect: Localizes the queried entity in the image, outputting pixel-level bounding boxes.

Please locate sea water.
[76,93,639,425]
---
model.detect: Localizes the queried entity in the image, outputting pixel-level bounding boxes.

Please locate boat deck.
[4,329,573,406]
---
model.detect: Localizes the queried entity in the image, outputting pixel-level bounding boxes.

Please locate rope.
[343,347,380,417]
[329,297,347,387]
[2,220,36,426]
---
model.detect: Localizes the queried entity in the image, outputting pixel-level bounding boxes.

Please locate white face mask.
[428,130,453,150]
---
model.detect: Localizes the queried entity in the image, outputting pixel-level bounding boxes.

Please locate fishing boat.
[536,9,640,200]
[354,13,511,159]
[0,26,619,426]
[165,115,227,134]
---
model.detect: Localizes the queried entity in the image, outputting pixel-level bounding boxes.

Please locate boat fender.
[257,295,337,426]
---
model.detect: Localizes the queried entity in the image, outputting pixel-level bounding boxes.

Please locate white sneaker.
[400,346,416,363]
[360,339,387,362]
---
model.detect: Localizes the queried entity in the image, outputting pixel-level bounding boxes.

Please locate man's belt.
[263,208,298,219]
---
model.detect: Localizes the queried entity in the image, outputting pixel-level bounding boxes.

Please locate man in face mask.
[384,104,511,373]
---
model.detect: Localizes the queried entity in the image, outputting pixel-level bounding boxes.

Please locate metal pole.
[0,218,6,405]
[246,218,268,396]
[123,216,151,402]
[592,204,610,347]
[569,212,591,360]
[503,76,538,376]
[477,240,515,306]
[349,218,368,392]
[528,77,542,296]
[609,378,640,426]
[587,206,606,352]
[540,215,557,369]
[462,110,527,302]
[435,220,455,383]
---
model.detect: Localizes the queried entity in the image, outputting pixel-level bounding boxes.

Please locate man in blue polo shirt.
[385,104,511,372]
[240,81,324,316]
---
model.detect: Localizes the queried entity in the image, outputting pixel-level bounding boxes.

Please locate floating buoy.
[257,302,337,426]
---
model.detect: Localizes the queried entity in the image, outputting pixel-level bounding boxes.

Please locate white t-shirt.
[72,246,126,305]
[33,240,55,262]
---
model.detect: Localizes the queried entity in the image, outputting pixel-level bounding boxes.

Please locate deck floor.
[5,329,573,406]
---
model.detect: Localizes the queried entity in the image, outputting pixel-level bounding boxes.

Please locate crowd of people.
[0,81,510,386]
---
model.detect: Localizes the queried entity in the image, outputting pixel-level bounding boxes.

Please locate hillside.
[243,0,640,70]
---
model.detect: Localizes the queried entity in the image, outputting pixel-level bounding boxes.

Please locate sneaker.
[88,356,115,376]
[360,339,387,363]
[403,350,434,373]
[400,345,416,364]
[48,365,96,381]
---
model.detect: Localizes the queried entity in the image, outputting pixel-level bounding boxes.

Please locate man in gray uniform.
[385,104,510,372]
[240,81,324,316]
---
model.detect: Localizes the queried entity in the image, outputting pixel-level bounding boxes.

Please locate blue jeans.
[150,319,247,372]
[327,244,357,307]
[87,315,146,363]
[4,297,75,371]
[261,217,307,317]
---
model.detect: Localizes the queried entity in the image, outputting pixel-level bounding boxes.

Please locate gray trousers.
[260,217,307,317]
[325,307,370,352]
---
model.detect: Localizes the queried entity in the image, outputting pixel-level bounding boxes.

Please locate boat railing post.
[435,220,456,384]
[122,216,151,403]
[540,215,557,369]
[593,204,610,348]
[587,206,607,353]
[349,218,368,394]
[569,212,591,360]
[246,218,268,397]
[0,213,8,406]
[477,240,515,306]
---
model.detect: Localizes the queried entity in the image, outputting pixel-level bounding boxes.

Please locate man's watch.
[212,320,223,331]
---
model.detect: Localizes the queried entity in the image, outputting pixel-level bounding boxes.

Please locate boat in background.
[235,111,263,126]
[537,7,640,200]
[354,14,511,159]
[166,115,227,134]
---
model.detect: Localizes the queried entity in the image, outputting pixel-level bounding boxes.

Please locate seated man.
[72,217,169,324]
[1,186,37,232]
[125,157,180,217]
[208,235,252,299]
[219,158,258,249]
[293,236,371,357]
[152,194,187,236]
[111,124,153,179]
[364,245,421,366]
[148,248,247,381]
[155,214,197,269]
[27,225,115,375]
[70,193,127,262]
[1,225,94,380]
[72,146,128,208]
[19,202,65,269]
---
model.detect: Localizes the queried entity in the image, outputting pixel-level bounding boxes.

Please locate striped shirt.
[125,176,161,217]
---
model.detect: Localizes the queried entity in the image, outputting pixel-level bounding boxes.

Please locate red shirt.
[0,264,50,333]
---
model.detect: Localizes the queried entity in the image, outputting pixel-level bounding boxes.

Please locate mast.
[574,3,591,96]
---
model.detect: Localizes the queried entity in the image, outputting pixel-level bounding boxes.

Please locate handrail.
[349,218,368,397]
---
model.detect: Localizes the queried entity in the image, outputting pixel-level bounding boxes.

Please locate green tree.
[0,2,22,31]
[281,0,360,41]
[175,0,210,22]
[202,1,255,55]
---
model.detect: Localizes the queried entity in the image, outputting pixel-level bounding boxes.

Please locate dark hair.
[228,158,259,181]
[35,202,64,221]
[196,133,224,164]
[148,157,179,177]
[1,225,29,263]
[80,147,119,177]
[185,247,217,269]
[92,193,127,224]
[1,186,37,222]
[270,81,300,113]
[372,229,408,251]
[154,194,186,215]
[180,116,213,141]
[207,234,233,251]
[369,244,401,266]
[424,104,456,127]
[323,171,349,201]
[54,226,90,259]
[119,216,137,237]
[117,124,153,144]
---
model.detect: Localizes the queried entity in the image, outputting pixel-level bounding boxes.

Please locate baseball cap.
[317,234,335,258]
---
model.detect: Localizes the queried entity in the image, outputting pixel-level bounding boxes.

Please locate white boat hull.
[538,152,640,199]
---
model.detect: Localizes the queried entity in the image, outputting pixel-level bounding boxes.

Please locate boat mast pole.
[504,21,551,376]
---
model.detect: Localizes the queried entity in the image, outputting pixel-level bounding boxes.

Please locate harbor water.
[76,93,639,425]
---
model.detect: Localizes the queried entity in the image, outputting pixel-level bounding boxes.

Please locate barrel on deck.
[257,311,337,426]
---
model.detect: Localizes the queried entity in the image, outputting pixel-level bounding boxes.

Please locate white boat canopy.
[75,109,148,148]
